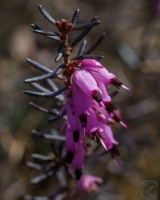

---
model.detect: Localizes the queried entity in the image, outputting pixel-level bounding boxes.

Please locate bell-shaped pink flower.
[81,59,103,69]
[97,82,111,102]
[78,175,103,193]
[80,59,115,86]
[80,59,129,90]
[86,108,103,138]
[97,118,118,150]
[73,69,103,103]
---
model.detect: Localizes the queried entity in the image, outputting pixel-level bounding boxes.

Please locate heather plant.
[23,4,129,199]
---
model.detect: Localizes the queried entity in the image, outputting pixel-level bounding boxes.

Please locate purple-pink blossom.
[24,7,130,197]
[64,59,129,180]
[78,175,103,193]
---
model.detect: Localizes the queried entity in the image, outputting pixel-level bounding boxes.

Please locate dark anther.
[73,130,80,143]
[104,102,116,114]
[75,168,82,180]
[110,78,123,89]
[91,90,102,102]
[66,150,74,163]
[111,145,120,156]
[92,131,105,144]
[112,112,121,123]
[79,113,87,128]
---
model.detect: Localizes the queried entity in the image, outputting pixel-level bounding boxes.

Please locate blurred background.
[0,0,160,199]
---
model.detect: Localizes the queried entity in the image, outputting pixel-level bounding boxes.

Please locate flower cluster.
[64,59,129,180]
[23,5,129,198]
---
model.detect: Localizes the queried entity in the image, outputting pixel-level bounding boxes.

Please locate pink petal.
[97,82,111,102]
[97,119,118,150]
[78,174,103,193]
[73,70,99,95]
[86,108,98,137]
[66,99,78,133]
[72,141,85,169]
[88,69,116,86]
[72,78,90,116]
[66,125,76,152]
[81,59,103,69]
[80,60,116,86]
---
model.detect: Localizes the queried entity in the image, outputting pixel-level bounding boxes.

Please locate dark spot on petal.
[91,90,102,102]
[66,150,74,163]
[75,168,82,180]
[104,102,116,114]
[110,78,123,89]
[79,113,87,127]
[73,130,80,143]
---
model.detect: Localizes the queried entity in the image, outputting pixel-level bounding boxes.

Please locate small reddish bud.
[67,23,73,33]
[56,21,62,31]
[62,70,67,76]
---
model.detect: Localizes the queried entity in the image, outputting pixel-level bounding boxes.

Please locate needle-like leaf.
[71,9,80,27]
[29,102,58,115]
[43,87,67,98]
[55,43,64,62]
[29,82,51,93]
[38,5,56,25]
[73,20,100,30]
[72,16,97,47]
[23,90,47,97]
[72,54,104,60]
[49,63,65,79]
[84,32,105,55]
[77,40,87,56]
[26,58,53,73]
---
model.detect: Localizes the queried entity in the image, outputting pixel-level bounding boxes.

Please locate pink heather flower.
[63,58,129,181]
[73,69,103,103]
[97,82,111,103]
[78,175,103,193]
[80,59,115,87]
[24,6,131,197]
[66,99,80,134]
[97,117,118,150]
[86,108,103,138]
[79,59,130,90]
